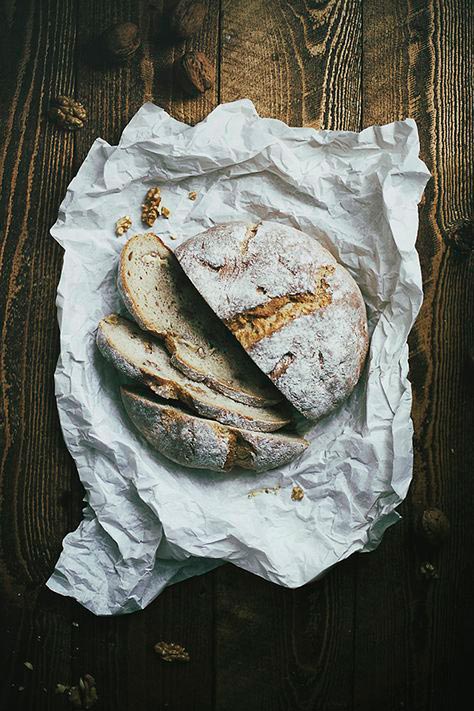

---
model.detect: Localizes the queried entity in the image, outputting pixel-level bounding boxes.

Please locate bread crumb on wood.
[248,484,281,498]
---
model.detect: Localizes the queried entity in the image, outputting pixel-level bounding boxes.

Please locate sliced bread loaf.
[121,387,308,472]
[96,314,290,432]
[117,233,281,408]
[176,221,369,421]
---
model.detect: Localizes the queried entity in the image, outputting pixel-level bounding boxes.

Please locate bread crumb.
[291,485,304,501]
[248,484,281,498]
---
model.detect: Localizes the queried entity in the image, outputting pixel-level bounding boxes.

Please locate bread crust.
[121,387,308,472]
[96,314,290,432]
[117,233,281,408]
[176,221,369,421]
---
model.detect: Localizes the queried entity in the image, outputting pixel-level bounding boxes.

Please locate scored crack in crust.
[176,221,369,421]
[224,265,335,350]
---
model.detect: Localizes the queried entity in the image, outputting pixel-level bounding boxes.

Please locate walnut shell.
[417,507,450,546]
[171,0,207,38]
[48,96,87,131]
[177,51,215,95]
[102,22,141,63]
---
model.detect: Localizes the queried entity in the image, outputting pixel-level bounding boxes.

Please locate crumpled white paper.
[47,100,430,615]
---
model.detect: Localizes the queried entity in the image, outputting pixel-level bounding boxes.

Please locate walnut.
[419,561,439,580]
[417,507,450,546]
[56,675,98,709]
[115,215,132,236]
[176,51,215,95]
[188,191,197,200]
[154,641,190,662]
[48,96,87,131]
[161,206,171,219]
[142,187,161,226]
[171,0,207,38]
[291,485,304,501]
[102,22,141,63]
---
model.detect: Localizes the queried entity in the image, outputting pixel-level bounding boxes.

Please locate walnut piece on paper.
[188,191,197,201]
[291,485,304,501]
[115,215,132,236]
[141,187,162,226]
[154,641,190,662]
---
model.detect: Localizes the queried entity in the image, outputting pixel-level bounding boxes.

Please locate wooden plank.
[68,2,221,710]
[1,0,220,709]
[355,0,474,708]
[220,0,362,129]
[0,1,81,709]
[215,1,362,709]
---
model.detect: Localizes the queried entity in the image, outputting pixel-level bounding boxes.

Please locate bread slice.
[117,233,281,408]
[121,387,308,472]
[176,221,369,421]
[96,314,291,432]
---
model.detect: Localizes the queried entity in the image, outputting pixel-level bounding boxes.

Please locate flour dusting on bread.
[176,221,369,421]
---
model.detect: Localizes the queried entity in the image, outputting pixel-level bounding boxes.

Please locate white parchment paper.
[47,101,430,615]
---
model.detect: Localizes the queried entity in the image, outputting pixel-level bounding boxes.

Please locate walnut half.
[48,96,87,131]
[154,641,190,662]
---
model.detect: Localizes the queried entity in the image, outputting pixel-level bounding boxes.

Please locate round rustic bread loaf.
[176,221,369,421]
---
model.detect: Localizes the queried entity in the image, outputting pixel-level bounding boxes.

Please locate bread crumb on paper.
[248,484,281,498]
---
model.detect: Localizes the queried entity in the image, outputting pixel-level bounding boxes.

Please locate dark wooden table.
[1,1,473,709]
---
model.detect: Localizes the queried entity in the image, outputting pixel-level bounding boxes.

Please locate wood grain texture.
[0,1,219,709]
[0,0,472,709]
[0,1,80,709]
[215,562,356,711]
[216,2,362,709]
[355,1,474,709]
[220,0,362,129]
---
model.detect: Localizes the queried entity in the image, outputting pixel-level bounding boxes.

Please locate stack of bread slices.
[97,222,369,473]
[97,232,308,472]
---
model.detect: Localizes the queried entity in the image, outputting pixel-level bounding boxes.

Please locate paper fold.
[47,101,430,614]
